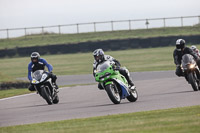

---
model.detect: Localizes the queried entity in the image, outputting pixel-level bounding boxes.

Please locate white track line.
[0,87,65,101]
[0,93,35,101]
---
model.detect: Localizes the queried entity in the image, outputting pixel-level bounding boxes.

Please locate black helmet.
[93,49,105,63]
[176,39,185,51]
[31,52,40,63]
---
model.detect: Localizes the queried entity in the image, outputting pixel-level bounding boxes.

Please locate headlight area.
[99,72,111,80]
[40,73,48,82]
[189,64,195,69]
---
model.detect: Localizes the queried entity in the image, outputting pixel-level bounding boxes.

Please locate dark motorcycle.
[31,70,59,105]
[181,54,200,91]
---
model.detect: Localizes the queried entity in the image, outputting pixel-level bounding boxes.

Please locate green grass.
[0,105,200,133]
[0,46,177,83]
[0,26,200,49]
[0,88,31,99]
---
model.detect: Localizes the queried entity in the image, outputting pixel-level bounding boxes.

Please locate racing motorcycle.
[31,70,59,105]
[95,60,138,104]
[181,54,200,91]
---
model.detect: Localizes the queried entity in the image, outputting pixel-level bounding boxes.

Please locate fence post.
[181,17,183,27]
[58,25,61,35]
[94,22,96,32]
[111,21,114,31]
[6,29,9,39]
[199,16,200,24]
[42,27,44,35]
[24,28,27,38]
[145,19,149,29]
[163,18,166,28]
[129,20,132,30]
[77,24,79,33]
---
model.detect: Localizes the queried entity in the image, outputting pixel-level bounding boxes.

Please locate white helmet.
[93,49,105,63]
[190,45,197,51]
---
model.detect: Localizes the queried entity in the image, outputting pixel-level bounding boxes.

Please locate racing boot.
[126,76,136,90]
[52,83,59,93]
[119,67,136,90]
[28,84,36,91]
[52,79,59,92]
[53,82,59,89]
[128,80,136,90]
[51,74,59,90]
[98,83,104,90]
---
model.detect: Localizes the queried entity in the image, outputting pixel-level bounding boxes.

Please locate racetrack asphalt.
[1,71,200,127]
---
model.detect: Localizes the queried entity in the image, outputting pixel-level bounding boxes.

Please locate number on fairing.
[41,74,47,82]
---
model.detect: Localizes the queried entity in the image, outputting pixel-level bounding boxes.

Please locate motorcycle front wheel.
[105,83,121,104]
[188,72,199,91]
[41,86,53,105]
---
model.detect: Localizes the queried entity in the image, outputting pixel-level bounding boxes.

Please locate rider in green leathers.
[93,49,136,90]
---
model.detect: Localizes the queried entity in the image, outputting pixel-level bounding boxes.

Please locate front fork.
[34,81,56,97]
[185,69,200,84]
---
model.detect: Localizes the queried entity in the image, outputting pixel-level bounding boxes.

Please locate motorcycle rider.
[173,39,200,77]
[28,52,58,91]
[93,49,136,90]
[190,45,200,57]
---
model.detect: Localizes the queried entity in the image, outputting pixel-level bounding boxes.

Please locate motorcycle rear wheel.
[53,93,59,104]
[127,88,138,102]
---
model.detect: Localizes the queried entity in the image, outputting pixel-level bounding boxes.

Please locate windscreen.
[32,70,44,81]
[182,54,194,66]
[96,61,111,73]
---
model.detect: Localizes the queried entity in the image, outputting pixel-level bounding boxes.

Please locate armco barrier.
[0,35,200,58]
[0,81,29,90]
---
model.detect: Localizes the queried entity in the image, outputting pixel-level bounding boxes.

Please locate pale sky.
[0,0,200,29]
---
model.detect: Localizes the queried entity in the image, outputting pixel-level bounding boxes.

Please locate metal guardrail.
[0,15,200,39]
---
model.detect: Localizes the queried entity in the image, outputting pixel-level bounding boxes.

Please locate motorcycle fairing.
[112,78,130,99]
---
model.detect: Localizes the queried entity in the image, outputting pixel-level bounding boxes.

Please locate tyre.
[53,94,59,104]
[41,86,53,105]
[188,72,199,91]
[105,84,121,104]
[127,88,138,102]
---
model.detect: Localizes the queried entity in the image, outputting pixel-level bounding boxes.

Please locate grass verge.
[0,105,200,133]
[0,88,31,99]
[0,26,200,49]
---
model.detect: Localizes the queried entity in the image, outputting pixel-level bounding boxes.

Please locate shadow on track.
[76,101,137,109]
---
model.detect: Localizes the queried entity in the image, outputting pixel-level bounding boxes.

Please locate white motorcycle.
[31,70,59,105]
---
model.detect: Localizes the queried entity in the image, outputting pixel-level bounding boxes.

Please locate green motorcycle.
[95,60,138,104]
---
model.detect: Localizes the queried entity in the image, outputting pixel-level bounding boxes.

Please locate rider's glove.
[112,65,120,70]
[176,65,181,70]
[29,80,33,85]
